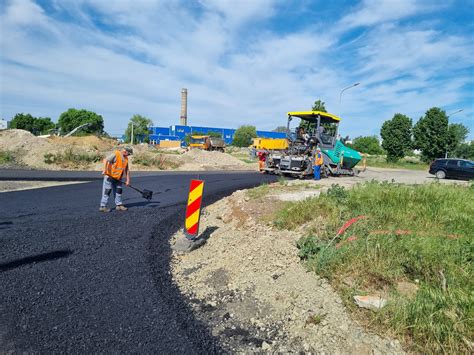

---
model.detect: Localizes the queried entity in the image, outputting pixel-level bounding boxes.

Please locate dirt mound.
[0,129,52,152]
[0,129,56,169]
[0,130,108,170]
[178,149,255,171]
[0,130,256,171]
[48,135,117,151]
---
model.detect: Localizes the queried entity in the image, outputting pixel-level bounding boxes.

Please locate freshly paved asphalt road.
[0,171,277,353]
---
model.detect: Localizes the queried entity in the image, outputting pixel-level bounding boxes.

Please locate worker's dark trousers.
[313,165,321,180]
[100,176,123,207]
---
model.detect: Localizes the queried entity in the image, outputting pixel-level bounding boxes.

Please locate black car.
[429,158,474,180]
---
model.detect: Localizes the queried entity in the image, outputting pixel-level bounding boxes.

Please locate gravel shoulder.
[171,188,403,353]
[170,168,468,353]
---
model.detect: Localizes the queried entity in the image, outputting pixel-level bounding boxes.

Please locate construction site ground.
[0,129,254,172]
[170,171,467,353]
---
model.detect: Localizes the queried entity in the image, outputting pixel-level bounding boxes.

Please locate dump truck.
[264,111,361,177]
[251,138,288,150]
[189,135,226,152]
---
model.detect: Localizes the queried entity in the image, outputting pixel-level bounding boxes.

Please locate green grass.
[246,183,270,199]
[274,182,474,353]
[44,148,101,167]
[0,151,15,165]
[365,155,429,170]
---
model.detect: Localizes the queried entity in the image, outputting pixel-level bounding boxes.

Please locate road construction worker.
[313,147,323,180]
[257,148,268,173]
[99,146,133,212]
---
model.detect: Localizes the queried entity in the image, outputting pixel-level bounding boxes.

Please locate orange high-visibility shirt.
[104,150,128,180]
[314,152,323,166]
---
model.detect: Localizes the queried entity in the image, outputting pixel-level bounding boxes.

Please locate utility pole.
[131,122,134,145]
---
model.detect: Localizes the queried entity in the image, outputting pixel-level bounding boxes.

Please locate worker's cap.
[316,147,321,151]
[123,146,134,154]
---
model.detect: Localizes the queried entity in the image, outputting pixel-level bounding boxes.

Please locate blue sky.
[1,0,473,138]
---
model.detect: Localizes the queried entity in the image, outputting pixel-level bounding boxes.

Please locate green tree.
[312,100,327,112]
[32,117,55,135]
[380,113,413,162]
[232,125,257,147]
[350,136,384,155]
[124,114,153,143]
[447,123,469,157]
[413,107,449,162]
[452,141,474,160]
[58,108,105,136]
[10,113,36,132]
[10,113,55,135]
[272,126,288,133]
[300,99,328,131]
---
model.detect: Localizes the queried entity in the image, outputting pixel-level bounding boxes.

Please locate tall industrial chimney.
[180,88,188,126]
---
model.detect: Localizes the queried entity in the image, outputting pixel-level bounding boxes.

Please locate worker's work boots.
[99,207,111,213]
[116,205,128,211]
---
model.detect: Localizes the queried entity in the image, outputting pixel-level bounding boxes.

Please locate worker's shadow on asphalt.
[0,249,73,272]
[125,200,161,208]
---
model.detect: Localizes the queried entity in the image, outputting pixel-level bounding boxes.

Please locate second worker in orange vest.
[313,147,323,180]
[99,146,133,213]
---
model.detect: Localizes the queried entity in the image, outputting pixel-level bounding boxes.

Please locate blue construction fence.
[148,125,286,146]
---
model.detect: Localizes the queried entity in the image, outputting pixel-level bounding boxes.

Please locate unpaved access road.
[0,171,276,353]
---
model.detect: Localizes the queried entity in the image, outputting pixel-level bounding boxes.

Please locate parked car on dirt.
[429,158,474,180]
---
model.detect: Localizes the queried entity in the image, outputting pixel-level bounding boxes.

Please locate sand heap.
[0,129,56,169]
[0,129,256,171]
[178,149,255,171]
[47,135,117,152]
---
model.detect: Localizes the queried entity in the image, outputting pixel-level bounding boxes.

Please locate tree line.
[6,110,155,143]
[8,109,105,136]
[6,105,472,160]
[379,108,471,162]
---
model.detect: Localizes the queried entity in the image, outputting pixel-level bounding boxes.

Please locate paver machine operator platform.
[264,111,362,178]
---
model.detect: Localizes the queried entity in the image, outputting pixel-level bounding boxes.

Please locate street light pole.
[339,82,360,104]
[445,109,464,158]
[447,109,463,117]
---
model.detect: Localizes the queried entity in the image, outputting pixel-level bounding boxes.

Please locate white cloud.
[199,0,276,26]
[339,0,424,29]
[0,0,472,139]
[2,0,48,26]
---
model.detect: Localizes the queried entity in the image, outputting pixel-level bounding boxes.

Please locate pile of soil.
[171,186,404,353]
[178,149,255,171]
[0,129,256,171]
[47,135,117,151]
[0,129,55,169]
